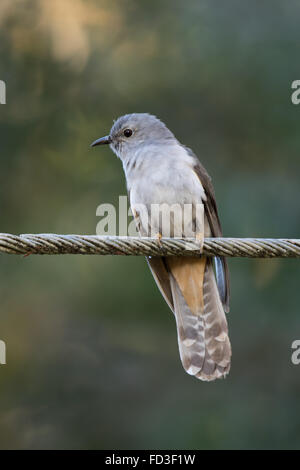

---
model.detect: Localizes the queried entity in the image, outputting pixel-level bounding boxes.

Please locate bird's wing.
[191,154,230,313]
[146,256,174,311]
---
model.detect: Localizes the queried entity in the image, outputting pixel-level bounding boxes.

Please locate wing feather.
[191,154,230,313]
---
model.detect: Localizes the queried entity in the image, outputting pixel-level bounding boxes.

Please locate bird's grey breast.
[124,143,206,207]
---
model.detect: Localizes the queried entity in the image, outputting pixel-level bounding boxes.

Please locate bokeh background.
[0,0,300,450]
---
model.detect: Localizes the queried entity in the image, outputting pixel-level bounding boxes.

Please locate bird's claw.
[155,232,162,246]
[196,232,204,254]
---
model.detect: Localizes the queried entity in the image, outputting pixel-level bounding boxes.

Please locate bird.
[91,113,231,381]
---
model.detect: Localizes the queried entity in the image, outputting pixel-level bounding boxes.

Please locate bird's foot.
[195,232,204,254]
[155,232,162,246]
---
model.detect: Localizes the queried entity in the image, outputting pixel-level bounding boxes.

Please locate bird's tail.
[168,257,231,381]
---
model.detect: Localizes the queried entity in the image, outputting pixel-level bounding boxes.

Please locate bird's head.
[91,113,175,160]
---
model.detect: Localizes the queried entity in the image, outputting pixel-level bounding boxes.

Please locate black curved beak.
[90,135,112,147]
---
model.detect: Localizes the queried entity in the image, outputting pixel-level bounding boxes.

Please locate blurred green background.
[0,0,300,450]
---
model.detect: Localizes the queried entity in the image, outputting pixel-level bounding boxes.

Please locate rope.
[0,234,299,258]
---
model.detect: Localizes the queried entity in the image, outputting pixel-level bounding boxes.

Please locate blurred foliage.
[0,0,300,449]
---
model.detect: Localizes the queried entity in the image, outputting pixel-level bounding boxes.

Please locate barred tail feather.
[170,275,206,375]
[168,257,231,382]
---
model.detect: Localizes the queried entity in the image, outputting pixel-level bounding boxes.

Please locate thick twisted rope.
[0,234,299,258]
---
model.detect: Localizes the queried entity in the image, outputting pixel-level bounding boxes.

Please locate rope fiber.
[0,234,299,258]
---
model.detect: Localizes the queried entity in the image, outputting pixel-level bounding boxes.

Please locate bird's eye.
[123,129,133,138]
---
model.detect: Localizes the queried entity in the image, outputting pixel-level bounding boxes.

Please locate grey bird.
[91,113,231,381]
